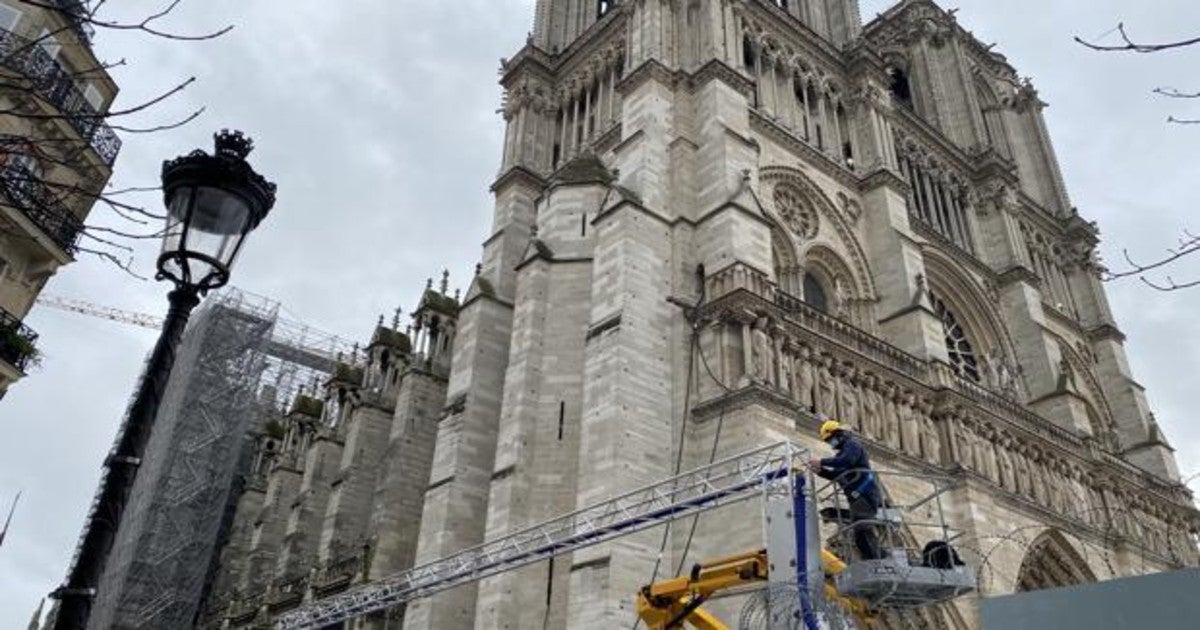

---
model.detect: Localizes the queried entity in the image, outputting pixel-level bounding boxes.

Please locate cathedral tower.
[200,2,1200,628]
[400,0,1197,627]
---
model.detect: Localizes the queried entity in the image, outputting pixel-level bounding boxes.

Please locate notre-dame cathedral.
[198,1,1200,628]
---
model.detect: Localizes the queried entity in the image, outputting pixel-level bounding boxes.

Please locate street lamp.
[52,130,276,629]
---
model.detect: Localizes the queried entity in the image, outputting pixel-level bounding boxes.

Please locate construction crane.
[35,293,354,373]
[276,442,976,630]
[36,293,163,330]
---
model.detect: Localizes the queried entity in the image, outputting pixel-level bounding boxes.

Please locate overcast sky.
[1,0,1197,622]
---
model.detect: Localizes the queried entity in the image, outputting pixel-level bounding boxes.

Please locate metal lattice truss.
[276,441,812,629]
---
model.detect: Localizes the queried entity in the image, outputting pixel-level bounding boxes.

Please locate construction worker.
[808,420,884,561]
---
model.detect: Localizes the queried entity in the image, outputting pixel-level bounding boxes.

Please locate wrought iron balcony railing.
[0,26,120,165]
[0,161,84,254]
[0,307,38,373]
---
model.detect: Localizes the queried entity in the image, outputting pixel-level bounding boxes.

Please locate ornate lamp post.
[52,131,276,629]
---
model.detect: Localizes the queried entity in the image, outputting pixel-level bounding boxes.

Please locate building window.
[774,0,790,8]
[37,28,61,59]
[897,150,974,253]
[803,272,828,314]
[597,1,612,18]
[888,66,913,109]
[83,83,104,110]
[742,36,756,73]
[930,292,981,382]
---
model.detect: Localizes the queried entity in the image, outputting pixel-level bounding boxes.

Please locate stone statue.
[996,437,1015,491]
[816,355,838,416]
[1014,450,1031,496]
[953,417,974,470]
[750,316,775,386]
[860,374,880,440]
[833,275,849,319]
[1030,456,1049,506]
[795,346,815,411]
[777,350,793,395]
[977,426,998,482]
[882,384,901,449]
[838,364,860,428]
[921,412,941,464]
[899,392,920,456]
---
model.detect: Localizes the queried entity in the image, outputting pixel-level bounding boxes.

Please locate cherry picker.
[276,442,975,630]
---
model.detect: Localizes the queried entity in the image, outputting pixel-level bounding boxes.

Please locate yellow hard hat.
[819,420,842,442]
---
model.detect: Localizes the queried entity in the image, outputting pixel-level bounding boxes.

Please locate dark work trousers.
[848,494,883,560]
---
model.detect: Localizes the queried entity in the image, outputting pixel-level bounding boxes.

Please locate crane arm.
[635,548,875,630]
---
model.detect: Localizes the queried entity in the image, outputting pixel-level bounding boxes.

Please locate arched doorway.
[1016,530,1097,592]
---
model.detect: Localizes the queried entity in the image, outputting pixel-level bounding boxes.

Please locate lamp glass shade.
[160,185,253,289]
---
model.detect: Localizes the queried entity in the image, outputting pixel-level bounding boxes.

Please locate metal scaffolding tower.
[75,289,355,629]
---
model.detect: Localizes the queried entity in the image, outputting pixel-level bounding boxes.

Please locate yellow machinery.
[636,549,874,630]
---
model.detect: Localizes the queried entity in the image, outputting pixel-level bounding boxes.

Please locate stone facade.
[0,0,119,399]
[200,2,1200,628]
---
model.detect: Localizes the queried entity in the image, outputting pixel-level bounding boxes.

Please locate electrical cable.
[631,266,706,630]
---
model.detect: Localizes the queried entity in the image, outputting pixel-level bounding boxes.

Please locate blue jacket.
[816,434,878,503]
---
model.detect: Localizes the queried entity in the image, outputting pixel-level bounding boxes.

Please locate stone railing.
[0,26,121,165]
[699,269,1198,563]
[706,261,777,302]
[774,288,928,380]
[316,552,361,590]
[0,160,84,254]
[947,372,1084,452]
[0,306,38,373]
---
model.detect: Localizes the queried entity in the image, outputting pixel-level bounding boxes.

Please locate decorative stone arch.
[923,250,1022,391]
[1050,333,1120,449]
[1016,529,1098,592]
[972,70,1012,156]
[760,165,877,300]
[768,213,803,295]
[802,244,861,322]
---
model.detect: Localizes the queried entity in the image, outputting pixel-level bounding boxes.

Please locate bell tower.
[534,0,618,52]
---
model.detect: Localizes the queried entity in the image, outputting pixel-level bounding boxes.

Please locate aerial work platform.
[276,442,975,629]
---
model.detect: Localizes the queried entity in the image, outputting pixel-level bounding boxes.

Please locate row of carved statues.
[727,314,1197,564]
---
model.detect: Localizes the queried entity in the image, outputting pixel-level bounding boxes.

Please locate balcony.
[1,161,84,254]
[0,26,120,165]
[0,307,38,374]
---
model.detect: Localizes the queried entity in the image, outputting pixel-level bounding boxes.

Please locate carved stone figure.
[816,355,838,416]
[795,346,815,411]
[860,374,880,440]
[899,392,920,456]
[837,364,860,428]
[953,416,974,470]
[750,316,775,386]
[920,413,941,464]
[833,275,849,319]
[882,384,901,449]
[778,344,794,396]
[996,437,1015,491]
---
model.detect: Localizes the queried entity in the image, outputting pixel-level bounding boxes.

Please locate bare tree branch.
[1,0,235,274]
[1076,23,1200,53]
[1103,230,1200,291]
[1154,87,1200,99]
[17,0,234,42]
[1167,115,1200,125]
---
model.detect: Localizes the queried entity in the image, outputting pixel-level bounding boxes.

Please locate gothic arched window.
[930,292,981,382]
[888,66,913,109]
[803,272,828,314]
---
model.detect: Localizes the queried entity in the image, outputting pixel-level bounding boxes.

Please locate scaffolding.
[74,288,355,629]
